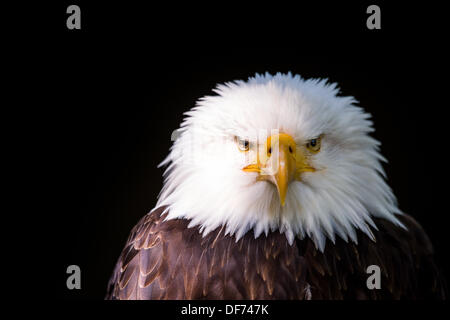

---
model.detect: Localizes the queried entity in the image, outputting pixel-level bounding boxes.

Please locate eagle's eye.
[236,137,250,152]
[306,136,322,153]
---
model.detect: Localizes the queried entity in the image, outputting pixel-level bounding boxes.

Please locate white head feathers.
[155,72,404,251]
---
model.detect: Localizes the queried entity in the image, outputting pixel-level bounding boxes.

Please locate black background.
[27,1,448,304]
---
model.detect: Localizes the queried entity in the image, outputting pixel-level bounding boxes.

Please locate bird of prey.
[106,73,446,299]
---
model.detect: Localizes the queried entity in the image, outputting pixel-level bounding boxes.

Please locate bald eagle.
[106,73,445,299]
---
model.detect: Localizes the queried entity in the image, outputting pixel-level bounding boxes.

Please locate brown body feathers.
[106,207,446,299]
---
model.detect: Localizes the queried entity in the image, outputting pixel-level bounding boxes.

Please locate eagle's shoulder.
[308,214,447,299]
[105,206,187,299]
[293,214,447,299]
[376,214,447,299]
[106,207,310,299]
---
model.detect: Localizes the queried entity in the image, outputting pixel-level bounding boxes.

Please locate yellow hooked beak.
[243,133,315,206]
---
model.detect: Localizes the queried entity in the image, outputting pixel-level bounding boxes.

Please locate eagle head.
[156,72,403,251]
